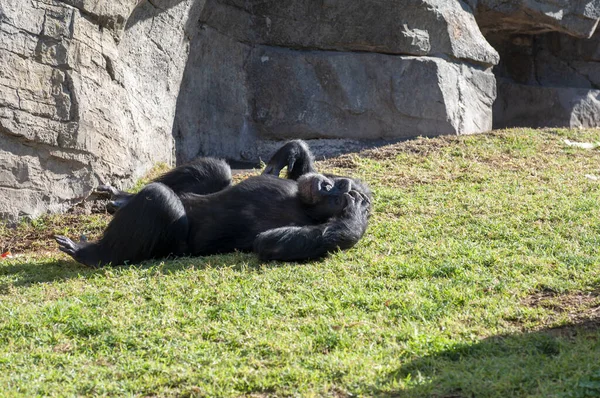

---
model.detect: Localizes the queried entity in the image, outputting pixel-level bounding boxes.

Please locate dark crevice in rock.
[68,8,76,39]
[147,35,179,68]
[62,71,79,123]
[15,89,22,109]
[0,185,38,191]
[0,47,29,61]
[147,0,165,11]
[102,54,120,85]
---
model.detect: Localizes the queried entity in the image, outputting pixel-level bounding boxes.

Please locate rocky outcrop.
[488,28,600,129]
[0,0,198,219]
[467,0,600,129]
[200,0,499,65]
[1,0,600,220]
[494,81,600,129]
[173,0,499,163]
[249,52,495,138]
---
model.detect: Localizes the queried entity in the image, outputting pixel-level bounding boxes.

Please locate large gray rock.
[468,0,600,38]
[249,50,496,140]
[174,0,498,163]
[0,0,199,220]
[468,1,600,130]
[200,0,499,66]
[489,29,600,128]
[175,32,495,162]
[536,31,600,88]
[494,80,600,129]
[172,27,253,163]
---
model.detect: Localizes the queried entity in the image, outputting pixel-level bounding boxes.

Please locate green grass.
[130,162,172,193]
[1,128,600,397]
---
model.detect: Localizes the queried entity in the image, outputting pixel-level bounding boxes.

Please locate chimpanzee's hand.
[342,190,371,221]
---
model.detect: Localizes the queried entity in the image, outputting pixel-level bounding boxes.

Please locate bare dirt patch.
[522,291,600,336]
[0,214,109,255]
[320,153,362,170]
[363,135,457,160]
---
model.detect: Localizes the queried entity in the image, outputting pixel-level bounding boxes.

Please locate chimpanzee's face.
[298,173,371,221]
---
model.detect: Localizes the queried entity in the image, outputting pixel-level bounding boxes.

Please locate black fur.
[97,158,232,213]
[262,139,315,180]
[57,183,189,266]
[56,141,371,266]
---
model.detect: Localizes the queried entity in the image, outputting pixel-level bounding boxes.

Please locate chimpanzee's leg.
[262,140,316,180]
[99,158,232,213]
[155,158,232,195]
[56,183,188,267]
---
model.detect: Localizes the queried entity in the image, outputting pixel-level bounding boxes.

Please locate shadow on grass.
[0,259,97,291]
[375,318,600,398]
[0,251,273,291]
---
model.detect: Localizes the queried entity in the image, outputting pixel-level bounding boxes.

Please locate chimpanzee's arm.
[253,191,370,261]
[263,140,316,180]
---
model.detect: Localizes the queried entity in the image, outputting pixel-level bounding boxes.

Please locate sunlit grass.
[1,128,599,397]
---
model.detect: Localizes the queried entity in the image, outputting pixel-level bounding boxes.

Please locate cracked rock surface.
[0,0,197,219]
[173,0,499,163]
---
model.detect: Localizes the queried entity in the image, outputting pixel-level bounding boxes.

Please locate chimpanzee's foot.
[55,235,104,268]
[94,185,120,214]
[95,184,120,197]
[105,200,123,214]
[94,185,132,214]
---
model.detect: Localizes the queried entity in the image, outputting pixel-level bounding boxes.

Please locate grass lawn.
[1,128,599,397]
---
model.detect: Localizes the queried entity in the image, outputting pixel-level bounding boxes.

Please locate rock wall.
[478,3,600,129]
[0,0,200,219]
[1,0,599,220]
[173,0,499,163]
[489,31,600,129]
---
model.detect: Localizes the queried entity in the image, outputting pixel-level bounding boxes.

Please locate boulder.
[494,80,600,129]
[0,0,198,220]
[249,49,496,140]
[200,0,499,66]
[173,0,498,163]
[489,29,600,128]
[536,30,600,88]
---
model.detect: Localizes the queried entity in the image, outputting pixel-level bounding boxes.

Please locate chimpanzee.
[55,140,372,266]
